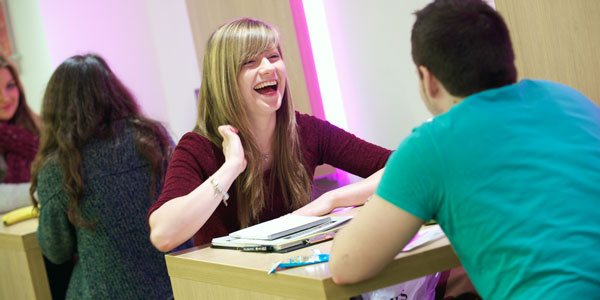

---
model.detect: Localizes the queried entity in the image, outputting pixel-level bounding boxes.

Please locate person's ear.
[418,65,441,100]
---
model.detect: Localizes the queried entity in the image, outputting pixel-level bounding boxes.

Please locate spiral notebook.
[212,215,352,252]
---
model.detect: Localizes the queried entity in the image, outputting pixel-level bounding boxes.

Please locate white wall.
[8,0,199,140]
[145,1,201,140]
[323,0,433,150]
[322,0,497,150]
[5,0,53,114]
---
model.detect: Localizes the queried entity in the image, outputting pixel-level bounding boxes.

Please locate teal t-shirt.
[377,80,600,299]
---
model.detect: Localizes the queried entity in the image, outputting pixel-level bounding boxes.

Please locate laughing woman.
[148,18,391,252]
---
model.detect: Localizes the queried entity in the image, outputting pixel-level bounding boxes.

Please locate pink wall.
[289,0,325,120]
[38,0,168,123]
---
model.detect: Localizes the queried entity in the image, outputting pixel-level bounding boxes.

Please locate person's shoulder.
[35,156,65,203]
[295,111,319,124]
[173,131,219,160]
[523,79,589,98]
[408,118,436,140]
[37,155,60,179]
[295,111,336,131]
[178,131,214,148]
[397,117,446,152]
[522,78,567,88]
[295,111,336,141]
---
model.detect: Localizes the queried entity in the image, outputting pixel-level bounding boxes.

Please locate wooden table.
[0,215,50,300]
[166,225,460,299]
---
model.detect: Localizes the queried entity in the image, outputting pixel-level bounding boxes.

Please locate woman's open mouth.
[253,80,278,95]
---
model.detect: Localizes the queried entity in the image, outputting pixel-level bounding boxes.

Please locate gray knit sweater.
[36,122,172,299]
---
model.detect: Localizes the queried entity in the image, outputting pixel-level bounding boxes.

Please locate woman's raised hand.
[218,125,247,176]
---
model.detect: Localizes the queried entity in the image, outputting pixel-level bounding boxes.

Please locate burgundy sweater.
[0,123,39,183]
[148,112,391,246]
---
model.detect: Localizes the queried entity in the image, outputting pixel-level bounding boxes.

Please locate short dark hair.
[411,0,517,97]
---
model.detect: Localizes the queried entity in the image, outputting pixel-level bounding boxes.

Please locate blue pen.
[268,252,330,274]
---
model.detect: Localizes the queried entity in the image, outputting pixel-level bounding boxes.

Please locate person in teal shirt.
[330,0,600,299]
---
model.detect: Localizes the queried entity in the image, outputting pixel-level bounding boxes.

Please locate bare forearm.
[294,169,386,216]
[330,196,423,284]
[331,169,384,208]
[149,162,240,252]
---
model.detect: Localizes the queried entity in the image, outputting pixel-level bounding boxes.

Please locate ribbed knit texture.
[0,155,7,181]
[0,123,39,183]
[36,121,172,299]
[149,112,392,246]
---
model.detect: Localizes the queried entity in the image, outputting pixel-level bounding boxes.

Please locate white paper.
[402,224,445,252]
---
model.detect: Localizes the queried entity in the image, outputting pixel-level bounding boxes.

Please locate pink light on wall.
[289,0,325,120]
[289,0,348,130]
[290,0,351,185]
[38,1,168,123]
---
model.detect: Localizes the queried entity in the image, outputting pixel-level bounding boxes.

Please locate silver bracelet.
[209,177,229,206]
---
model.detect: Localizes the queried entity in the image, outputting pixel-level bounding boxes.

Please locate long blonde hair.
[195,18,312,228]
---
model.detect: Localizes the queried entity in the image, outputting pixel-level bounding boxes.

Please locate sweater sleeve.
[35,163,76,264]
[148,132,221,217]
[0,155,6,181]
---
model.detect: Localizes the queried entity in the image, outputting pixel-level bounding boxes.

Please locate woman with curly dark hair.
[31,54,175,299]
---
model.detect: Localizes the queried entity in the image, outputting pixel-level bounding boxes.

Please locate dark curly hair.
[30,54,173,227]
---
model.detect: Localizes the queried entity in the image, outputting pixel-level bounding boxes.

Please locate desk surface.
[0,214,51,300]
[166,217,460,299]
[0,213,39,251]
